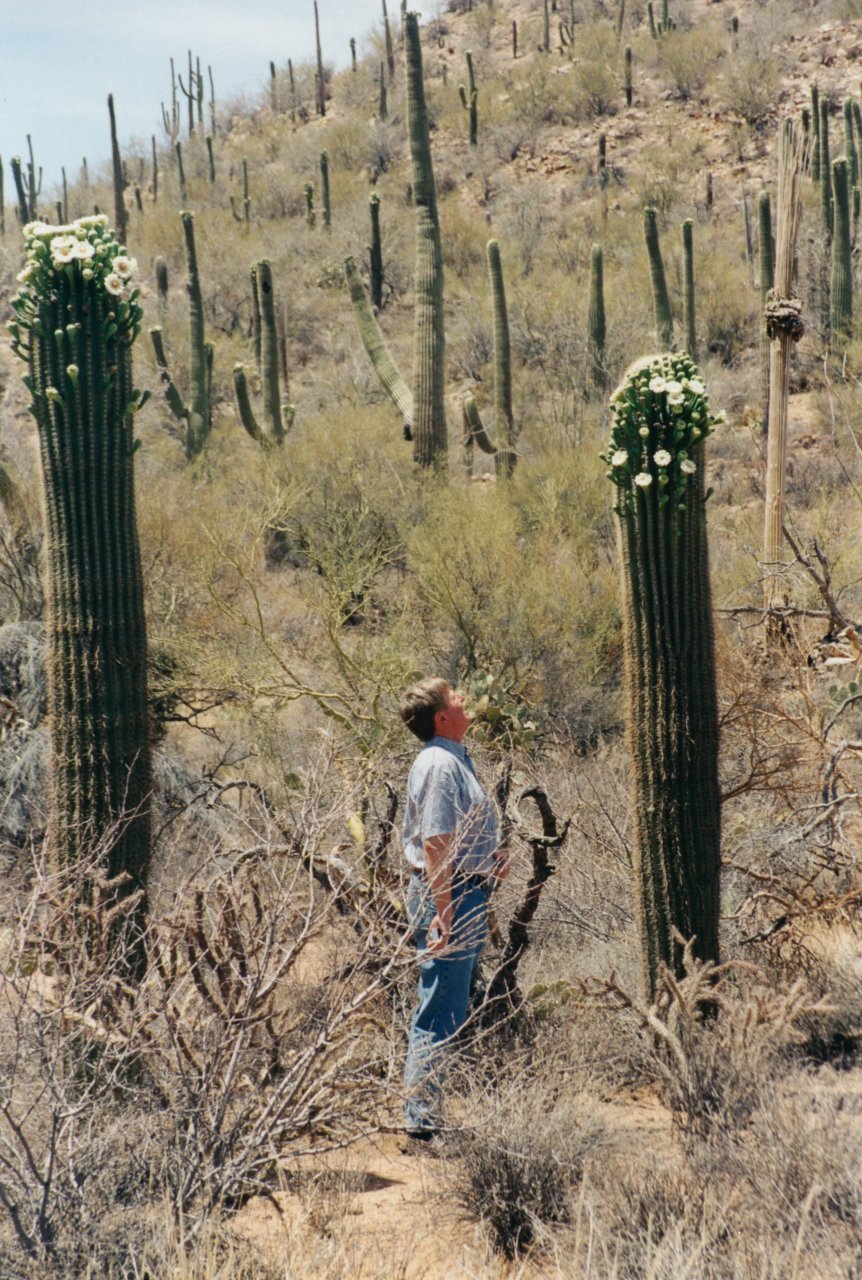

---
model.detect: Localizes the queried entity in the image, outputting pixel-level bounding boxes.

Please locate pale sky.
[0,0,391,193]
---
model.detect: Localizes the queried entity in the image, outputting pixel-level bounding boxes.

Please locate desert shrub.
[450,1079,605,1257]
[721,48,782,127]
[596,1159,705,1277]
[654,25,725,101]
[570,25,621,119]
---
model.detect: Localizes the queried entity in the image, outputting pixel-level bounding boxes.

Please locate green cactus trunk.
[108,94,127,247]
[369,193,384,309]
[588,243,607,391]
[320,151,331,230]
[810,84,820,183]
[460,51,478,146]
[233,259,290,448]
[314,0,326,117]
[405,12,447,468]
[383,0,396,80]
[9,216,151,967]
[305,182,315,228]
[844,98,859,191]
[379,63,388,120]
[487,240,515,476]
[644,207,673,349]
[681,219,696,360]
[10,157,30,226]
[625,46,633,107]
[831,159,853,342]
[820,97,833,237]
[606,353,721,999]
[155,255,169,326]
[758,191,774,432]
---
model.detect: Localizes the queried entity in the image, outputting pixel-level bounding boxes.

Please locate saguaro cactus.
[149,210,213,459]
[588,243,607,391]
[346,12,446,467]
[831,158,853,342]
[820,96,833,237]
[459,51,478,146]
[233,260,293,447]
[320,151,331,230]
[644,207,673,348]
[758,191,774,429]
[604,353,722,997]
[681,219,696,360]
[625,46,633,107]
[810,83,820,183]
[369,193,384,309]
[8,215,151,956]
[462,239,517,477]
[314,0,326,117]
[108,94,128,247]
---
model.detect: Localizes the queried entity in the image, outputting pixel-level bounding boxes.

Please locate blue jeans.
[403,871,489,1135]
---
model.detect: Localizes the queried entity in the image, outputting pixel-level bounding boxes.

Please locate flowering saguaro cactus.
[8,215,151,958]
[603,353,723,998]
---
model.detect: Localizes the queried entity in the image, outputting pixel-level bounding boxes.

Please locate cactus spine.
[369,193,384,309]
[460,51,478,146]
[831,158,853,341]
[605,353,721,998]
[233,260,293,448]
[149,210,212,459]
[9,216,151,959]
[588,243,607,391]
[644,207,673,349]
[681,219,696,360]
[320,151,331,230]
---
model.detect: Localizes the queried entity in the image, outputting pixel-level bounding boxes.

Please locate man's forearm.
[424,834,454,917]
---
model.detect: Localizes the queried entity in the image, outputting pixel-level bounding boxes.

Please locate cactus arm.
[831,158,853,341]
[149,326,189,423]
[681,219,696,360]
[181,210,211,458]
[644,207,673,349]
[486,239,515,476]
[462,394,498,455]
[405,12,447,468]
[233,363,263,444]
[108,94,128,246]
[10,157,30,226]
[345,256,413,426]
[257,260,284,444]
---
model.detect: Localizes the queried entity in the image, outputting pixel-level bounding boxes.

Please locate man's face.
[434,685,472,742]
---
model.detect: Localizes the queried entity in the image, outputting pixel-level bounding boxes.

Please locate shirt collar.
[425,734,470,763]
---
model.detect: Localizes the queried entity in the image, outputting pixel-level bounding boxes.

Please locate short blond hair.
[399,677,449,742]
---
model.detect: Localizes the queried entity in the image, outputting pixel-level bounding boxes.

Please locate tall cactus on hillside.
[843,98,859,190]
[149,210,213,460]
[462,239,517,477]
[604,353,723,997]
[233,260,294,448]
[369,193,384,309]
[320,151,332,230]
[588,243,607,391]
[681,219,696,360]
[810,83,820,182]
[8,215,151,963]
[345,11,447,467]
[460,51,478,147]
[758,191,774,430]
[108,94,128,247]
[820,96,833,236]
[831,158,853,342]
[644,207,673,348]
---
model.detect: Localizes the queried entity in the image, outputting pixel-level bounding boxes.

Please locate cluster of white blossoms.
[602,352,725,514]
[13,215,138,300]
[9,216,143,358]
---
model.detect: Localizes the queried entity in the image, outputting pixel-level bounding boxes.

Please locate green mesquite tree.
[644,207,673,349]
[345,11,447,467]
[149,210,213,460]
[8,215,151,960]
[831,158,853,342]
[604,353,722,998]
[233,260,294,447]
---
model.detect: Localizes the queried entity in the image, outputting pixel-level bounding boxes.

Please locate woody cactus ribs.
[603,353,724,998]
[8,215,151,961]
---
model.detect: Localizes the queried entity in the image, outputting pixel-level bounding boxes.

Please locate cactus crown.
[604,352,723,518]
[11,216,142,353]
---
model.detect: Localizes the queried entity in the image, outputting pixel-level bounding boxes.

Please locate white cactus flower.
[634,471,653,487]
[611,449,629,467]
[680,459,697,475]
[653,449,672,467]
[104,273,124,296]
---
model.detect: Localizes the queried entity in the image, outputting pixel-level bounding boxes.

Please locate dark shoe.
[398,1129,442,1155]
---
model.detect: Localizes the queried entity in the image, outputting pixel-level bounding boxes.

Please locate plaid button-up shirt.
[402,735,499,876]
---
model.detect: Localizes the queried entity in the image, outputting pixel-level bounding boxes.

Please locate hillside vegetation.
[1,1,862,1275]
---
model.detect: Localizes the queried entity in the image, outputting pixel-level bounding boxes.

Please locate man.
[399,677,508,1141]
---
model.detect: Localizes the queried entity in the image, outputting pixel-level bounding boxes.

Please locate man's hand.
[424,834,454,953]
[426,901,454,953]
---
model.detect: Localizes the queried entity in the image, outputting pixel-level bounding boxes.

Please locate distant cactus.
[383,0,395,79]
[369,193,384,309]
[644,207,673,348]
[0,159,5,236]
[463,240,517,477]
[304,182,315,228]
[844,98,859,190]
[831,158,853,341]
[320,151,331,230]
[459,51,478,147]
[345,12,447,466]
[149,210,212,459]
[155,254,169,325]
[206,135,216,184]
[625,46,633,107]
[350,37,357,73]
[604,353,722,997]
[231,158,251,226]
[9,215,151,962]
[108,95,127,246]
[681,219,696,360]
[588,243,607,391]
[175,140,187,204]
[233,260,293,448]
[10,157,31,225]
[314,0,326,117]
[151,135,159,202]
[542,0,550,52]
[758,191,774,303]
[810,83,820,182]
